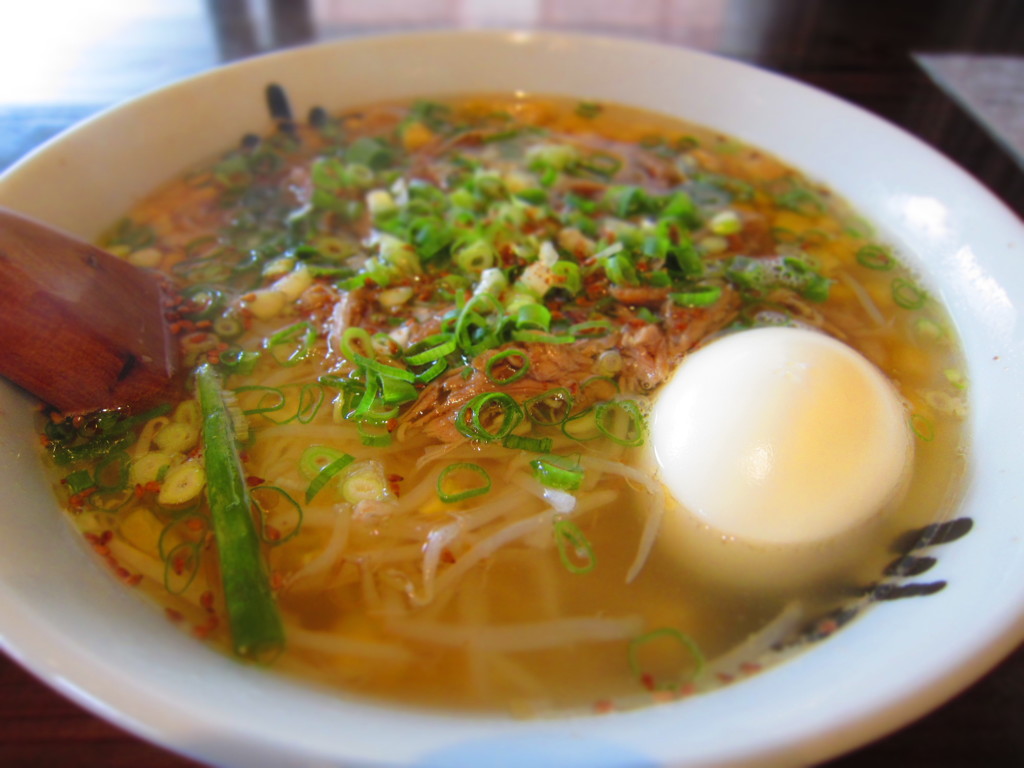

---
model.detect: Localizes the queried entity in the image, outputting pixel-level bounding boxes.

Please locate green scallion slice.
[437,462,491,503]
[628,628,706,690]
[530,454,584,491]
[595,400,646,447]
[485,348,531,385]
[553,519,596,574]
[305,453,355,503]
[455,392,524,442]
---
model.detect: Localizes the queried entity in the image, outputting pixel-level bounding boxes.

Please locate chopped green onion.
[236,385,287,418]
[511,330,576,345]
[531,454,585,491]
[305,453,355,503]
[856,244,896,271]
[455,293,505,356]
[296,382,325,423]
[339,326,374,363]
[709,210,741,235]
[357,421,393,447]
[569,320,614,338]
[579,151,622,178]
[405,334,457,365]
[455,392,524,442]
[65,469,95,495]
[485,348,531,385]
[252,485,304,544]
[515,303,552,332]
[670,285,722,308]
[628,628,705,690]
[892,278,927,310]
[595,400,645,447]
[551,261,583,295]
[561,408,602,442]
[299,444,346,479]
[219,348,261,375]
[163,541,202,595]
[265,321,317,367]
[910,413,935,442]
[553,519,596,574]
[413,358,448,384]
[501,434,553,453]
[94,450,130,492]
[437,462,492,503]
[524,388,574,426]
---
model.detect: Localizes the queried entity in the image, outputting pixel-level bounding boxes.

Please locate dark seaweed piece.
[893,517,974,554]
[870,581,947,601]
[308,106,328,127]
[265,82,295,134]
[883,555,938,577]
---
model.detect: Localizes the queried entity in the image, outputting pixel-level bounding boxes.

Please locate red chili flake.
[186,517,205,532]
[194,320,213,330]
[200,591,215,613]
[246,475,265,487]
[716,672,735,684]
[264,525,281,542]
[678,682,696,697]
[91,543,110,557]
[594,700,615,715]
[84,532,100,545]
[386,419,398,433]
[115,566,131,581]
[165,608,184,623]
[206,352,221,365]
[641,673,656,692]
[441,549,456,564]
[172,553,188,576]
[270,571,284,591]
[100,530,113,544]
[739,661,762,675]
[134,483,146,499]
[143,480,161,494]
[125,573,143,587]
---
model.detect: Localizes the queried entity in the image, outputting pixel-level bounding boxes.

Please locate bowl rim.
[2,27,1024,768]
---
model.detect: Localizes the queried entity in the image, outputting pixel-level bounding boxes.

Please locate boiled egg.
[651,326,912,549]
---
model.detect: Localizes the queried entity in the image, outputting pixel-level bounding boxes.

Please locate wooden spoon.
[0,207,180,414]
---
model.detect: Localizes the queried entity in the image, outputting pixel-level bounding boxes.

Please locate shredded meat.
[395,286,742,443]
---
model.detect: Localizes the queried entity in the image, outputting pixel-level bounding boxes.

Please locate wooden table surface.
[2,1,1023,766]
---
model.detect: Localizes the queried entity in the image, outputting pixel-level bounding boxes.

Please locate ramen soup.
[41,95,967,715]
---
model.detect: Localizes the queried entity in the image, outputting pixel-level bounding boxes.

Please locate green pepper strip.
[196,364,284,660]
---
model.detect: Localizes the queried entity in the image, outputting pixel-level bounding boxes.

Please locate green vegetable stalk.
[196,363,284,660]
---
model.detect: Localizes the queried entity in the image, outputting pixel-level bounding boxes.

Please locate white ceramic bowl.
[2,30,1023,768]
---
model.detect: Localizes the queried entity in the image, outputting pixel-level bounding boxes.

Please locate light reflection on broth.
[43,95,967,715]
